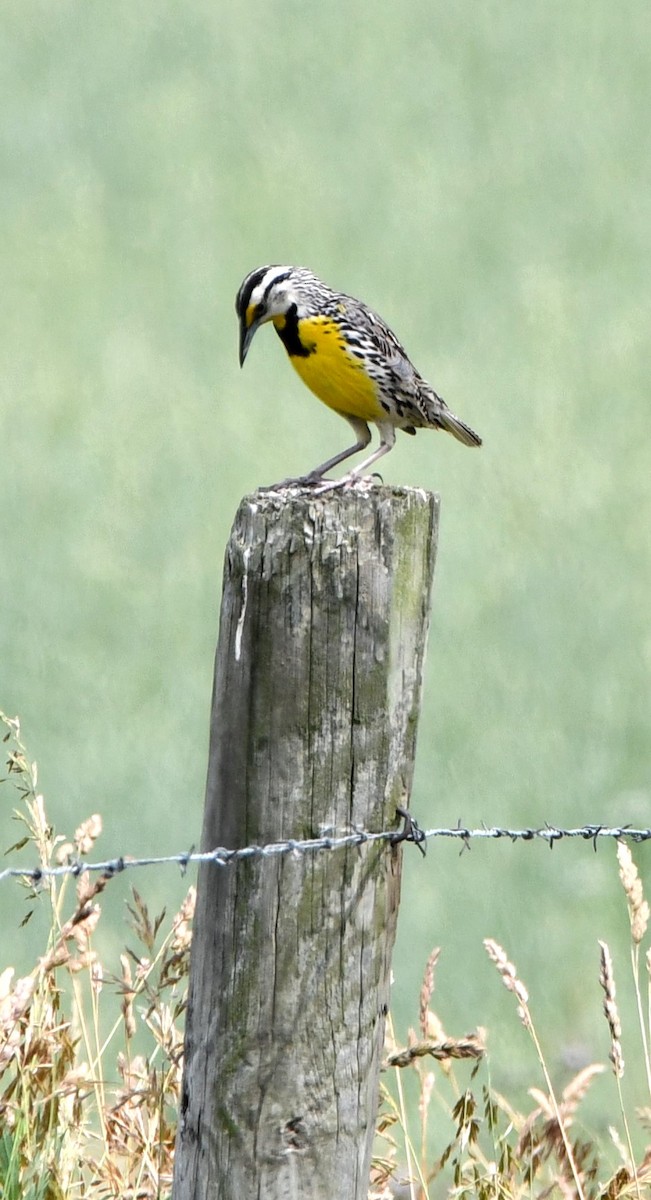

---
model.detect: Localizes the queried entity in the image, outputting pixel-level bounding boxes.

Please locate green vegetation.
[1,0,650,1123]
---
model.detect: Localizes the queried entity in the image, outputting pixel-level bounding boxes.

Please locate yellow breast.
[274,314,385,423]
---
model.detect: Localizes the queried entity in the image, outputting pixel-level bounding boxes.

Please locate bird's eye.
[254,303,265,321]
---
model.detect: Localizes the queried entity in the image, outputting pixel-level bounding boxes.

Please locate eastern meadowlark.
[236,265,482,485]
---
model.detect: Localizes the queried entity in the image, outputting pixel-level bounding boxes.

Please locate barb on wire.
[390,806,427,856]
[0,823,650,887]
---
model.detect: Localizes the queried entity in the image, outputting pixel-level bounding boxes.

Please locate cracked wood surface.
[173,484,439,1200]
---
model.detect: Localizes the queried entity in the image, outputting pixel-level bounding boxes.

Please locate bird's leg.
[261,418,372,490]
[300,416,373,482]
[311,424,396,494]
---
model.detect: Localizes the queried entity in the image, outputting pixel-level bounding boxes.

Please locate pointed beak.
[239,316,260,367]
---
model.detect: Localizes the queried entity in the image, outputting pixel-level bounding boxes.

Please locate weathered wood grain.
[173,483,439,1200]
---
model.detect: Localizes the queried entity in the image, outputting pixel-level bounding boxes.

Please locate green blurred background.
[2,0,650,1149]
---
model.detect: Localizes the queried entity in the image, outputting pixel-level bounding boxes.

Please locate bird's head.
[235,265,321,365]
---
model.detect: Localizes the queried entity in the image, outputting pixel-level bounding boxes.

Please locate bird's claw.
[260,475,323,491]
[259,472,379,496]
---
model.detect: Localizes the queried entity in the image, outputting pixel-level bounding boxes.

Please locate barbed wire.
[1,820,650,887]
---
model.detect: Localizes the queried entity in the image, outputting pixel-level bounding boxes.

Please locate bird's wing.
[340,294,445,419]
[338,291,481,445]
[340,295,420,381]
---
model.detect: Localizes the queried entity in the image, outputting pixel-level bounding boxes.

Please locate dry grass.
[2,711,651,1199]
[0,713,192,1198]
[373,853,651,1200]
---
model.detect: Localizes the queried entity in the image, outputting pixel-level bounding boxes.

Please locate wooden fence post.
[173,484,439,1200]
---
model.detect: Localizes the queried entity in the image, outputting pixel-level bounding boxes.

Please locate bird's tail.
[438,408,482,447]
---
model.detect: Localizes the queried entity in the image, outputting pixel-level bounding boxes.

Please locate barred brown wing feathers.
[342,299,426,392]
[348,299,414,365]
[322,289,482,446]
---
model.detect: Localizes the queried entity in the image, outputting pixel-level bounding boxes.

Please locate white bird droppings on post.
[234,546,251,662]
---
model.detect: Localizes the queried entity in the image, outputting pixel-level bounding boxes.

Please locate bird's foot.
[259,472,381,496]
[311,472,381,496]
[259,474,324,492]
[310,477,349,496]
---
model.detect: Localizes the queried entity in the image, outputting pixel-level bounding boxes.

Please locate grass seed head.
[617,841,650,945]
[484,938,530,1028]
[419,946,441,1037]
[598,941,624,1078]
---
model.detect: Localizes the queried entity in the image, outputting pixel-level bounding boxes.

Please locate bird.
[235,265,482,486]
